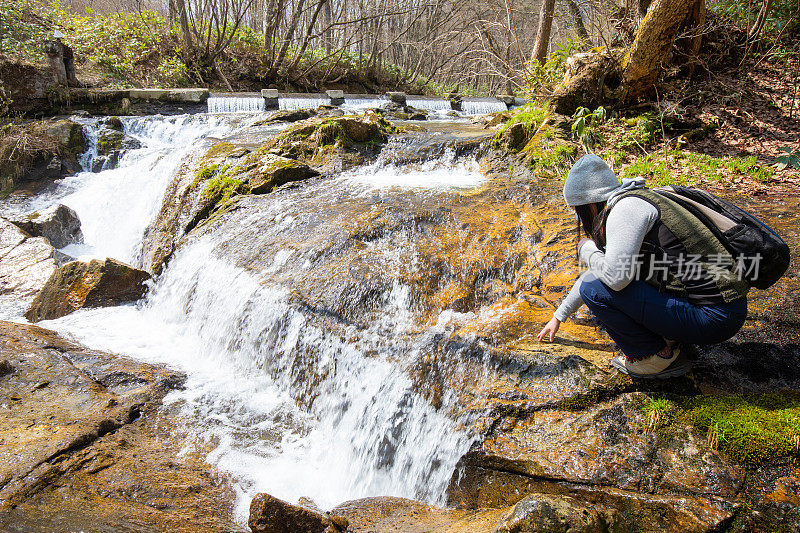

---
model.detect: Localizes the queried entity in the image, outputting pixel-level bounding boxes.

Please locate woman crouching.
[537,154,748,379]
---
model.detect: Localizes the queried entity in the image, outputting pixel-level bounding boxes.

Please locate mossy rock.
[42,119,87,156]
[97,128,141,156]
[247,155,320,195]
[269,113,395,160]
[25,258,150,322]
[0,118,86,188]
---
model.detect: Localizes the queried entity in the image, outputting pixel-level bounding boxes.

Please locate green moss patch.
[201,142,236,162]
[203,167,243,206]
[193,163,220,186]
[493,102,550,151]
[521,128,577,179]
[681,392,800,464]
[638,392,800,465]
[620,150,772,186]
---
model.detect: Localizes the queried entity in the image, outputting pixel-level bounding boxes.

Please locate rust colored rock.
[248,493,332,533]
[494,493,606,533]
[0,321,245,531]
[330,496,507,532]
[25,258,151,322]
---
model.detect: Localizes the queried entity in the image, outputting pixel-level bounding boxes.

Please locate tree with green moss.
[554,0,706,113]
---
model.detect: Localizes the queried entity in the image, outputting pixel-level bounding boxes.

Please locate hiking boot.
[612,345,692,379]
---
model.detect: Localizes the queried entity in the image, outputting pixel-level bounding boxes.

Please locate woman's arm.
[579,196,658,291]
[538,197,659,340]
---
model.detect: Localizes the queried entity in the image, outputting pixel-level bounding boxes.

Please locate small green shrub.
[572,106,606,150]
[609,113,662,152]
[526,38,587,91]
[494,102,550,146]
[774,147,800,170]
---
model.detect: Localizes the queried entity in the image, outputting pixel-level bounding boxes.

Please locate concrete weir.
[58,87,523,116]
[62,87,210,115]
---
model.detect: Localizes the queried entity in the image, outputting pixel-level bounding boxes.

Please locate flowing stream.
[2,112,491,522]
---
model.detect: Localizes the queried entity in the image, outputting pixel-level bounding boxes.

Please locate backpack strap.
[617,189,749,303]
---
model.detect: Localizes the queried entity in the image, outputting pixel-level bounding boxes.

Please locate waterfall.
[407,97,452,111]
[13,112,486,524]
[279,96,327,110]
[18,114,251,265]
[208,95,266,113]
[461,99,508,115]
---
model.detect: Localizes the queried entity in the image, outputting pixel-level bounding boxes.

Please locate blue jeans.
[579,275,748,360]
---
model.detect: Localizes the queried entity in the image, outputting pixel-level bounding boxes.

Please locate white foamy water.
[279,96,327,110]
[21,114,250,263]
[343,149,485,191]
[9,112,483,524]
[208,95,265,113]
[461,99,508,115]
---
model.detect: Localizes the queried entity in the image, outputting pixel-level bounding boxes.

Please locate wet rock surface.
[4,115,800,532]
[6,203,83,249]
[93,126,143,171]
[248,493,342,533]
[25,258,151,322]
[0,321,242,532]
[245,154,320,194]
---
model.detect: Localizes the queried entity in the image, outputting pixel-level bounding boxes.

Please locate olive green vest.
[617,189,749,303]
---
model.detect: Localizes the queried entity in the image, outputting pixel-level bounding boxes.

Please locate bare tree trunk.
[287,0,329,72]
[553,0,699,113]
[270,0,308,75]
[175,0,193,53]
[568,0,589,41]
[532,0,556,63]
[748,0,774,42]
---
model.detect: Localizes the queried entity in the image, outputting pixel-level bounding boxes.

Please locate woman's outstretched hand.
[537,316,561,342]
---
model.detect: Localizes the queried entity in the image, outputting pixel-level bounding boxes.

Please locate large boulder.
[0,218,58,313]
[493,493,607,533]
[266,112,394,172]
[7,204,83,249]
[0,118,86,193]
[448,392,742,532]
[0,322,242,531]
[248,493,340,533]
[25,258,151,322]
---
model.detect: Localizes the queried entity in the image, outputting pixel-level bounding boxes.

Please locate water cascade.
[207,95,266,113]
[205,93,518,118]
[279,96,328,110]
[461,98,509,115]
[5,112,492,523]
[407,97,452,112]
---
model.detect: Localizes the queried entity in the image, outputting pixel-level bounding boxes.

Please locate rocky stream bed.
[1,108,799,532]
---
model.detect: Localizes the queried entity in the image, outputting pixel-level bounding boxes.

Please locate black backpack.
[654,185,790,290]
